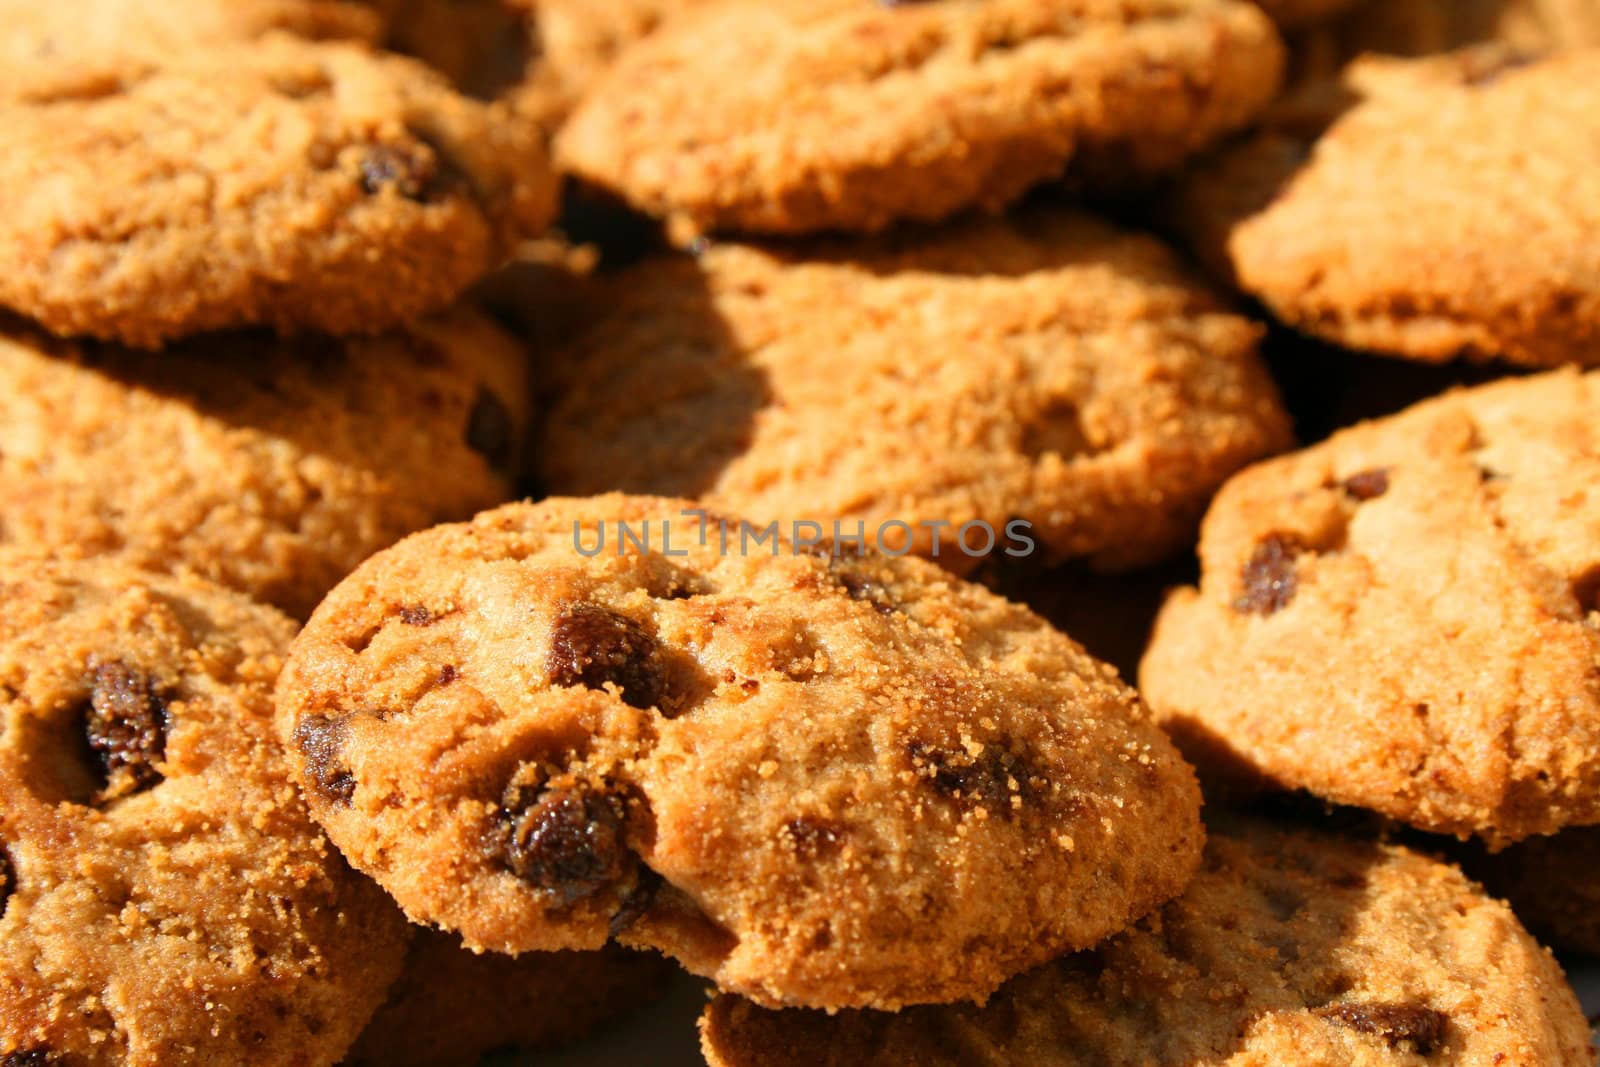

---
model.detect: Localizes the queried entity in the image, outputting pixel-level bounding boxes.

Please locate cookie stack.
[2,0,1599,1065]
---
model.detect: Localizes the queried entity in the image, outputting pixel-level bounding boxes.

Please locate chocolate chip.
[292,715,356,806]
[1342,469,1390,501]
[0,850,13,919]
[1572,566,1600,615]
[398,605,436,627]
[1318,1002,1449,1054]
[607,867,662,937]
[85,660,169,800]
[548,605,668,711]
[906,741,1029,817]
[1,1051,54,1067]
[1234,535,1300,615]
[465,387,514,469]
[784,817,845,859]
[494,779,630,907]
[359,135,469,203]
[833,565,897,615]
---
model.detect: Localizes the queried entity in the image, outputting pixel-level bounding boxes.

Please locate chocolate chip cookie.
[701,818,1594,1066]
[1140,369,1600,845]
[523,0,713,124]
[0,35,557,347]
[275,495,1205,1010]
[0,555,409,1065]
[540,208,1291,576]
[0,305,528,619]
[1170,46,1600,367]
[558,0,1285,236]
[347,933,672,1067]
[0,0,389,102]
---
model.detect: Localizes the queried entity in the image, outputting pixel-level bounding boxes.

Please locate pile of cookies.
[0,0,1597,1064]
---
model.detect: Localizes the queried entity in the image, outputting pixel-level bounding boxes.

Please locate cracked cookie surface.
[0,556,408,1066]
[1170,47,1600,368]
[0,306,528,619]
[700,818,1593,1067]
[1140,370,1600,845]
[541,208,1291,575]
[557,0,1284,236]
[274,494,1204,1010]
[0,35,557,347]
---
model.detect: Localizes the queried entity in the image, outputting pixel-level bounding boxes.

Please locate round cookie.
[275,495,1205,1010]
[1467,827,1600,957]
[0,35,557,347]
[540,208,1291,576]
[0,0,389,102]
[0,306,528,620]
[1169,46,1600,368]
[1140,369,1600,845]
[700,818,1594,1067]
[557,0,1285,236]
[0,555,409,1065]
[347,933,672,1067]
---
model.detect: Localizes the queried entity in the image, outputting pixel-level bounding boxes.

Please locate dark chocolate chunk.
[292,714,357,806]
[495,779,630,907]
[548,605,668,711]
[1234,535,1300,615]
[85,660,169,799]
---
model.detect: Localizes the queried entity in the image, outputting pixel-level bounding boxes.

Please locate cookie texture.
[1171,47,1600,367]
[0,35,557,347]
[0,0,389,101]
[1140,370,1600,845]
[521,0,716,127]
[275,495,1205,1010]
[1468,827,1600,958]
[541,209,1291,575]
[347,933,671,1067]
[558,0,1285,235]
[0,307,527,619]
[700,819,1594,1067]
[0,556,409,1066]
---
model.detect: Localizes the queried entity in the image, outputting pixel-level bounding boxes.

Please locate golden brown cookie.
[0,307,527,619]
[527,0,713,124]
[347,933,672,1067]
[558,0,1285,236]
[275,495,1205,1010]
[0,35,557,347]
[1170,46,1600,367]
[700,818,1594,1067]
[540,208,1291,576]
[1140,369,1600,845]
[0,555,408,1065]
[0,0,389,101]
[1466,827,1600,958]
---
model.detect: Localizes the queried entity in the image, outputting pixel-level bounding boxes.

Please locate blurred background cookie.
[558,0,1286,236]
[541,207,1291,576]
[0,307,528,618]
